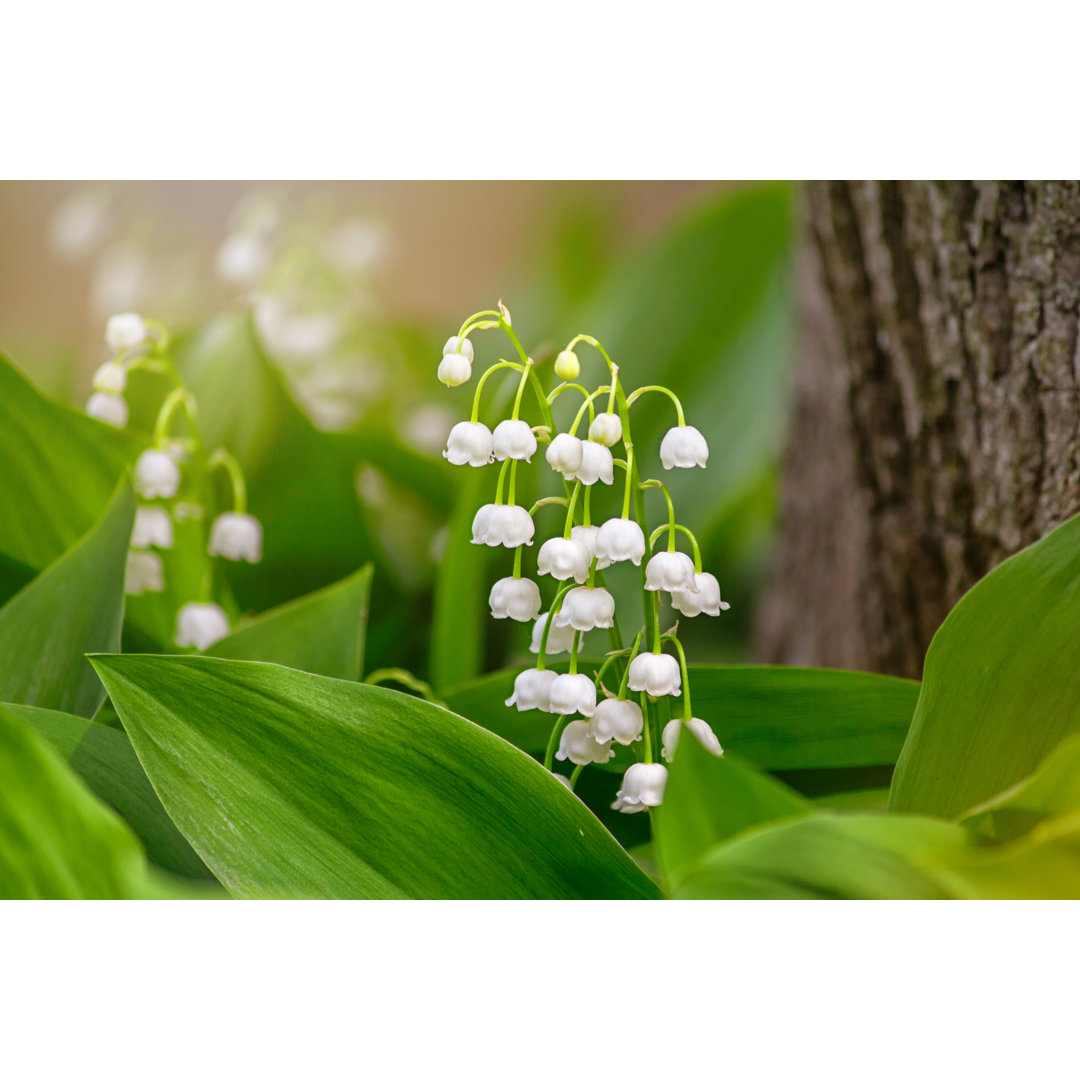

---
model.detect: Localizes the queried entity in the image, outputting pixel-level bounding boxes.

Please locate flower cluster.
[438,304,727,812]
[86,314,264,651]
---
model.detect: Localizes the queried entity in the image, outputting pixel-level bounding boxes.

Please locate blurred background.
[0,180,794,689]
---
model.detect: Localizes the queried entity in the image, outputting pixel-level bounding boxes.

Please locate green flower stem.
[494,458,511,505]
[510,359,533,420]
[569,630,580,675]
[126,355,181,384]
[529,496,569,517]
[621,445,635,519]
[544,714,570,771]
[547,382,593,407]
[640,479,677,551]
[513,544,523,579]
[626,384,686,426]
[536,583,575,671]
[458,309,503,337]
[651,592,663,655]
[143,317,172,353]
[583,485,592,527]
[592,650,625,695]
[618,630,645,700]
[569,334,617,377]
[208,448,248,515]
[569,386,610,435]
[364,668,445,706]
[640,691,653,764]
[662,634,693,720]
[507,459,519,506]
[152,388,199,448]
[649,522,703,572]
[569,763,584,789]
[562,481,582,539]
[471,361,522,424]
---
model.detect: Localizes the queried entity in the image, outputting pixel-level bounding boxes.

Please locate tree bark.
[757,181,1080,679]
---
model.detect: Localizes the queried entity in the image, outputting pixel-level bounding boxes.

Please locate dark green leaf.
[0,480,133,717]
[91,654,659,900]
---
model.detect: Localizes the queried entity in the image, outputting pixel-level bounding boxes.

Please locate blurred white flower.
[125,550,164,595]
[325,219,387,273]
[545,432,583,478]
[671,572,730,617]
[175,602,230,650]
[105,312,147,352]
[492,419,537,462]
[588,412,622,447]
[554,586,615,632]
[472,504,534,548]
[48,189,109,262]
[529,612,578,656]
[660,424,709,469]
[592,698,644,746]
[131,507,174,550]
[628,652,682,697]
[595,517,646,566]
[208,512,263,563]
[86,392,128,428]
[645,550,698,593]
[92,360,127,395]
[574,441,614,486]
[403,404,456,455]
[134,450,181,500]
[444,421,494,467]
[537,537,591,583]
[488,576,541,621]
[555,719,612,765]
[91,246,146,320]
[662,718,724,762]
[505,668,558,712]
[612,762,668,813]
[216,232,270,289]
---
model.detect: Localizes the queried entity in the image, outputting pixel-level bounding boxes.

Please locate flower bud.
[553,586,616,632]
[588,411,622,447]
[545,432,584,478]
[443,336,475,362]
[574,440,614,486]
[555,719,612,765]
[645,550,698,593]
[175,602,230,650]
[488,576,542,622]
[209,512,264,563]
[592,698,644,746]
[492,419,538,462]
[628,651,682,697]
[443,421,494,467]
[92,361,127,395]
[134,450,181,499]
[505,668,558,712]
[660,424,709,469]
[131,507,174,550]
[661,718,724,762]
[548,673,598,718]
[671,572,730,617]
[594,517,646,567]
[437,352,472,388]
[125,550,164,595]
[105,312,147,352]
[537,537,592,583]
[473,504,534,548]
[554,349,580,380]
[530,612,577,656]
[612,762,668,813]
[86,392,129,428]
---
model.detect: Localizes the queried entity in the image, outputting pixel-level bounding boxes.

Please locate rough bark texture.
[757,181,1080,679]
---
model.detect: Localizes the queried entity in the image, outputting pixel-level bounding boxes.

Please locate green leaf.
[0,480,134,717]
[0,704,147,899]
[890,513,1080,819]
[207,565,372,680]
[654,734,810,890]
[91,654,659,900]
[673,812,968,900]
[0,353,141,571]
[6,702,212,881]
[444,665,918,773]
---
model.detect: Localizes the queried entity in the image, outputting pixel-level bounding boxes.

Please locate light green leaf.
[0,480,133,717]
[673,812,968,900]
[91,654,659,900]
[654,733,810,891]
[6,702,211,881]
[0,353,141,571]
[208,565,372,680]
[0,704,147,899]
[890,513,1080,818]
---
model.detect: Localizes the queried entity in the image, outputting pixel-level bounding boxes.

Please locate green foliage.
[0,480,133,717]
[92,654,659,899]
[890,513,1080,819]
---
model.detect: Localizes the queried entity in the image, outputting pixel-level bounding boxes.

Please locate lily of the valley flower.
[125,550,164,595]
[537,536,592,583]
[661,718,724,761]
[488,576,542,621]
[591,697,644,746]
[131,507,174,550]
[644,550,698,593]
[443,336,475,363]
[175,602,230,650]
[105,312,148,352]
[443,421,494,467]
[438,351,473,388]
[134,450,181,499]
[671,572,730,617]
[555,719,612,765]
[530,612,577,655]
[86,392,129,428]
[471,504,534,547]
[548,673,598,717]
[92,360,127,395]
[545,432,583,478]
[659,424,709,469]
[506,668,558,712]
[594,517,646,566]
[570,524,602,565]
[492,419,537,462]
[209,512,263,563]
[612,762,668,813]
[573,440,614,486]
[588,411,623,447]
[553,585,615,632]
[628,652,682,697]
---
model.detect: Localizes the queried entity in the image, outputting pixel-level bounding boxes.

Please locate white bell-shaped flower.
[588,411,623,447]
[545,432,584,478]
[86,392,129,428]
[570,525,603,566]
[661,718,724,762]
[628,651,682,697]
[134,449,181,499]
[175,602,230,650]
[92,360,127,394]
[537,537,592,583]
[209,512,263,563]
[489,576,542,622]
[554,349,580,380]
[555,719,612,764]
[660,424,709,469]
[574,440,614,486]
[125,550,164,595]
[592,697,644,746]
[612,762,668,813]
[437,352,472,388]
[530,612,578,656]
[595,517,646,566]
[131,507,174,550]
[671,572,730,617]
[442,336,475,362]
[443,421,494,467]
[554,586,615,632]
[492,419,538,462]
[549,673,598,718]
[473,504,534,548]
[505,668,558,712]
[645,550,698,593]
[105,312,147,351]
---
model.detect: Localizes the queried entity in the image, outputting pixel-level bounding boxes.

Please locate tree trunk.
[757,181,1080,679]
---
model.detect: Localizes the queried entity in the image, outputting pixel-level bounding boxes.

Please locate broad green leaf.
[0,354,142,571]
[960,734,1080,844]
[208,565,372,680]
[444,665,918,772]
[0,704,147,899]
[91,654,659,900]
[6,702,211,881]
[0,480,133,717]
[673,813,968,900]
[890,513,1080,818]
[654,734,810,890]
[813,789,891,811]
